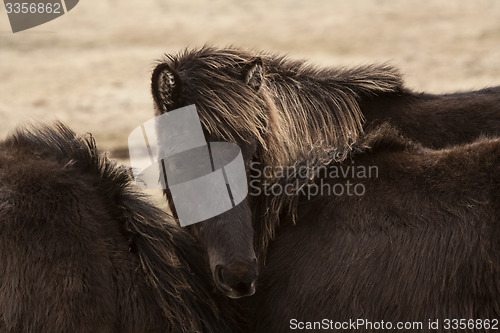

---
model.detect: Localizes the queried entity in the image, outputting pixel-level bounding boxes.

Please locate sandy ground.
[1,0,500,160]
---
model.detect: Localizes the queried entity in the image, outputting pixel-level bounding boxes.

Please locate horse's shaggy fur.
[0,123,242,332]
[252,125,500,332]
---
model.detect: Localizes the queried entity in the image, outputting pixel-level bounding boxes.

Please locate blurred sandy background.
[1,0,500,160]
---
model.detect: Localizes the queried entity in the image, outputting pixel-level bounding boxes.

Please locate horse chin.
[220,282,256,299]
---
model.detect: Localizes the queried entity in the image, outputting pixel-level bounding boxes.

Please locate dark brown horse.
[0,123,243,332]
[151,46,500,297]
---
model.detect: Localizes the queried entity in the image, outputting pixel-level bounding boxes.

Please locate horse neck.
[262,80,363,168]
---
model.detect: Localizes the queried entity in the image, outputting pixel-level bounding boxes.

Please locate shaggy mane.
[154,46,405,167]
[5,122,131,196]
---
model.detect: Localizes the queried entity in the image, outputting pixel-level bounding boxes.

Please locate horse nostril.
[214,261,258,298]
[214,265,230,291]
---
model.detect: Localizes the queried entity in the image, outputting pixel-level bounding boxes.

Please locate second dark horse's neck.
[359,86,500,149]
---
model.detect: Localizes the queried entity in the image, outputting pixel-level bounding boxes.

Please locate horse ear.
[151,63,180,112]
[244,58,264,91]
